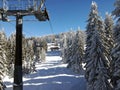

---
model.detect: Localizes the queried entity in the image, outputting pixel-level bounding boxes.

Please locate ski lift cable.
[48,20,54,35]
[43,0,55,35]
[2,0,55,36]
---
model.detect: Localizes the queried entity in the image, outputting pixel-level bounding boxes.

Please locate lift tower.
[0,0,49,90]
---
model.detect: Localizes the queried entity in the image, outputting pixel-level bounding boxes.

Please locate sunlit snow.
[4,51,86,90]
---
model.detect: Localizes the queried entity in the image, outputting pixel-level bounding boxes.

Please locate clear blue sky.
[0,0,115,37]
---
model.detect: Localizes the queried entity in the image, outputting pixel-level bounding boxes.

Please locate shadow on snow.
[5,50,86,90]
[46,50,62,56]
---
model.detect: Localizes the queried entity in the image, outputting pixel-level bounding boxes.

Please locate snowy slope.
[4,51,86,90]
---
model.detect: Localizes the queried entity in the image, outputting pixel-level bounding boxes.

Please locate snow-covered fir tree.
[61,34,68,63]
[26,39,36,73]
[62,31,75,63]
[39,39,47,62]
[6,33,16,77]
[104,13,114,54]
[39,47,46,62]
[22,36,46,74]
[104,12,114,84]
[67,30,84,73]
[111,0,120,89]
[85,2,112,90]
[22,35,27,74]
[7,34,38,75]
[61,34,67,63]
[23,39,35,74]
[0,31,7,90]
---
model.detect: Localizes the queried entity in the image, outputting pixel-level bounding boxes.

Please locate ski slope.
[4,50,86,90]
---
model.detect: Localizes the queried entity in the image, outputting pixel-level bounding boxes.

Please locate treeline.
[0,0,120,90]
[61,30,85,73]
[61,1,120,90]
[0,32,47,89]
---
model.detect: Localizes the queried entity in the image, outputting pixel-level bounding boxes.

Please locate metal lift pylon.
[0,0,49,90]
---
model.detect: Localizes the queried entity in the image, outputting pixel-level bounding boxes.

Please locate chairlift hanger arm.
[0,0,49,21]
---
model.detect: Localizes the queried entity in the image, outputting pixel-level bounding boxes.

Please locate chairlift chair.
[34,8,49,21]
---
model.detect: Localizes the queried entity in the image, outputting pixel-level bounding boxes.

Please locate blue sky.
[0,0,115,37]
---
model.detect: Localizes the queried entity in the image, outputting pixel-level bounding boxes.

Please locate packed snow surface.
[4,51,86,90]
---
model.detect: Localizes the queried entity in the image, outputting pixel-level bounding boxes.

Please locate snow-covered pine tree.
[111,0,120,89]
[7,34,36,75]
[23,38,30,74]
[39,39,47,62]
[33,39,42,62]
[22,35,36,74]
[22,38,35,74]
[6,33,16,77]
[27,39,36,73]
[61,34,68,63]
[62,31,75,63]
[85,2,112,90]
[104,13,114,54]
[104,12,114,84]
[67,30,84,73]
[94,18,113,90]
[0,31,8,90]
[65,31,75,63]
